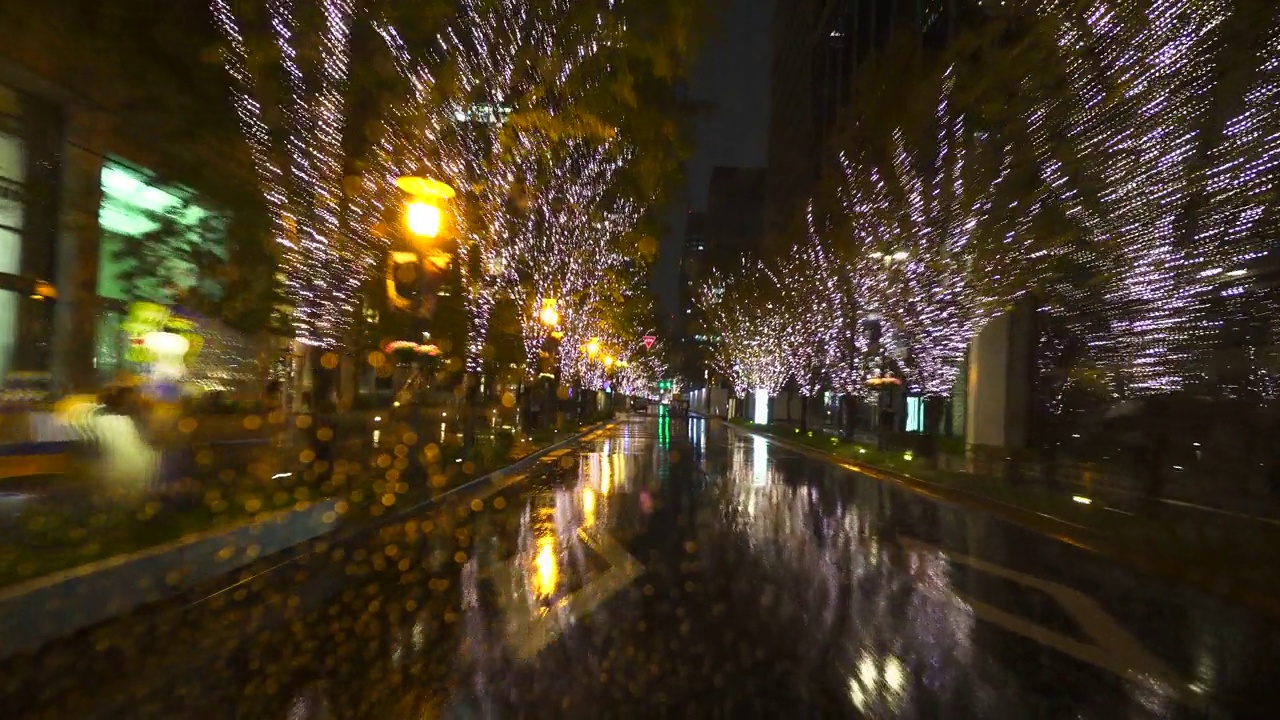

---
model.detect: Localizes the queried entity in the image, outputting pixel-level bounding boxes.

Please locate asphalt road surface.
[3,414,1278,718]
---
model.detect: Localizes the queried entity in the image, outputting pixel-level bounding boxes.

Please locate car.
[630,397,648,414]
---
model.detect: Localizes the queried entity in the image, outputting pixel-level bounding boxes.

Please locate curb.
[0,419,614,659]
[386,419,616,521]
[0,499,340,660]
[724,420,1280,620]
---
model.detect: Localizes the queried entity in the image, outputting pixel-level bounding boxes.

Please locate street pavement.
[2,414,1278,718]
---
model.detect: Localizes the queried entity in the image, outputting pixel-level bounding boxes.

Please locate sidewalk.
[0,409,606,591]
[0,418,615,660]
[731,418,1280,617]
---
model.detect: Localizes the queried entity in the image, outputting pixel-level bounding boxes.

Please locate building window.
[906,396,924,433]
[97,160,225,303]
[0,85,26,384]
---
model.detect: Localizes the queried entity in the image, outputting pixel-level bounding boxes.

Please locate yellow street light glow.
[603,355,616,368]
[396,176,456,200]
[406,200,443,238]
[584,338,601,358]
[534,536,558,599]
[538,299,560,327]
[582,486,596,528]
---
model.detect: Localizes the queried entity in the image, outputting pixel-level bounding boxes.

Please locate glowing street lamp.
[603,354,616,369]
[538,299,560,328]
[584,337,601,359]
[406,201,443,238]
[397,176,456,240]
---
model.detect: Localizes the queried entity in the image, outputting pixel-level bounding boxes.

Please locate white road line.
[501,527,644,660]
[900,537,1201,708]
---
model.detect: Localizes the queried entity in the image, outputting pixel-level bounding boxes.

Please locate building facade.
[0,10,259,400]
[765,0,960,241]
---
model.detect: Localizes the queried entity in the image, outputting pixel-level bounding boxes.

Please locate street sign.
[643,335,656,350]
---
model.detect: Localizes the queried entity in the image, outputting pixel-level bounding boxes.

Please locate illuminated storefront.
[94,161,234,385]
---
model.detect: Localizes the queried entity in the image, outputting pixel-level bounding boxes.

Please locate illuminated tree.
[697,261,788,400]
[1192,19,1280,398]
[211,0,378,348]
[1015,0,1280,396]
[835,70,1031,403]
[377,0,669,374]
[513,139,636,377]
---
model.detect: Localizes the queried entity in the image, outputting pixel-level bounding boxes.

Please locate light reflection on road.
[6,417,1276,718]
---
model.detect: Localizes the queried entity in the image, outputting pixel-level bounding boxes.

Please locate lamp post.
[538,298,561,329]
[530,298,562,431]
[387,176,457,314]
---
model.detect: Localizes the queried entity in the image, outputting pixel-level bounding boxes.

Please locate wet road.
[3,414,1279,718]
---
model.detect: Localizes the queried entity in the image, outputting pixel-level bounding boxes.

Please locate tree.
[1004,0,1280,397]
[376,0,701,381]
[211,0,387,348]
[837,70,1032,405]
[697,260,788,405]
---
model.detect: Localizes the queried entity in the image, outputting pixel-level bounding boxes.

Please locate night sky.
[654,0,776,322]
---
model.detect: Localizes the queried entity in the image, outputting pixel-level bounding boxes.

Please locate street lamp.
[603,354,615,369]
[387,176,457,315]
[396,176,456,240]
[406,201,443,238]
[538,299,560,328]
[584,337,601,359]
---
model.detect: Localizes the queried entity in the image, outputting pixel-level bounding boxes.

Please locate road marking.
[497,527,643,660]
[901,537,1200,707]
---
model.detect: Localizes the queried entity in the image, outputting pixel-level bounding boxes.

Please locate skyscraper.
[764,0,959,241]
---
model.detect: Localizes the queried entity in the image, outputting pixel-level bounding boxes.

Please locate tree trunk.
[306,346,338,482]
[840,394,856,441]
[463,372,479,450]
[542,379,556,430]
[921,396,946,466]
[799,394,810,434]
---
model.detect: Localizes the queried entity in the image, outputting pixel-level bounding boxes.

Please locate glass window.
[0,128,24,276]
[96,161,223,302]
[906,396,924,433]
[0,90,27,383]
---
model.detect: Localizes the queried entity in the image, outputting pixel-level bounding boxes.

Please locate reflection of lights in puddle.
[884,654,906,693]
[1072,495,1092,505]
[534,536,559,600]
[412,620,426,651]
[848,677,867,711]
[850,650,908,711]
[858,652,877,687]
[272,472,293,480]
[372,429,381,445]
[752,435,767,486]
[0,492,34,510]
[582,486,596,527]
